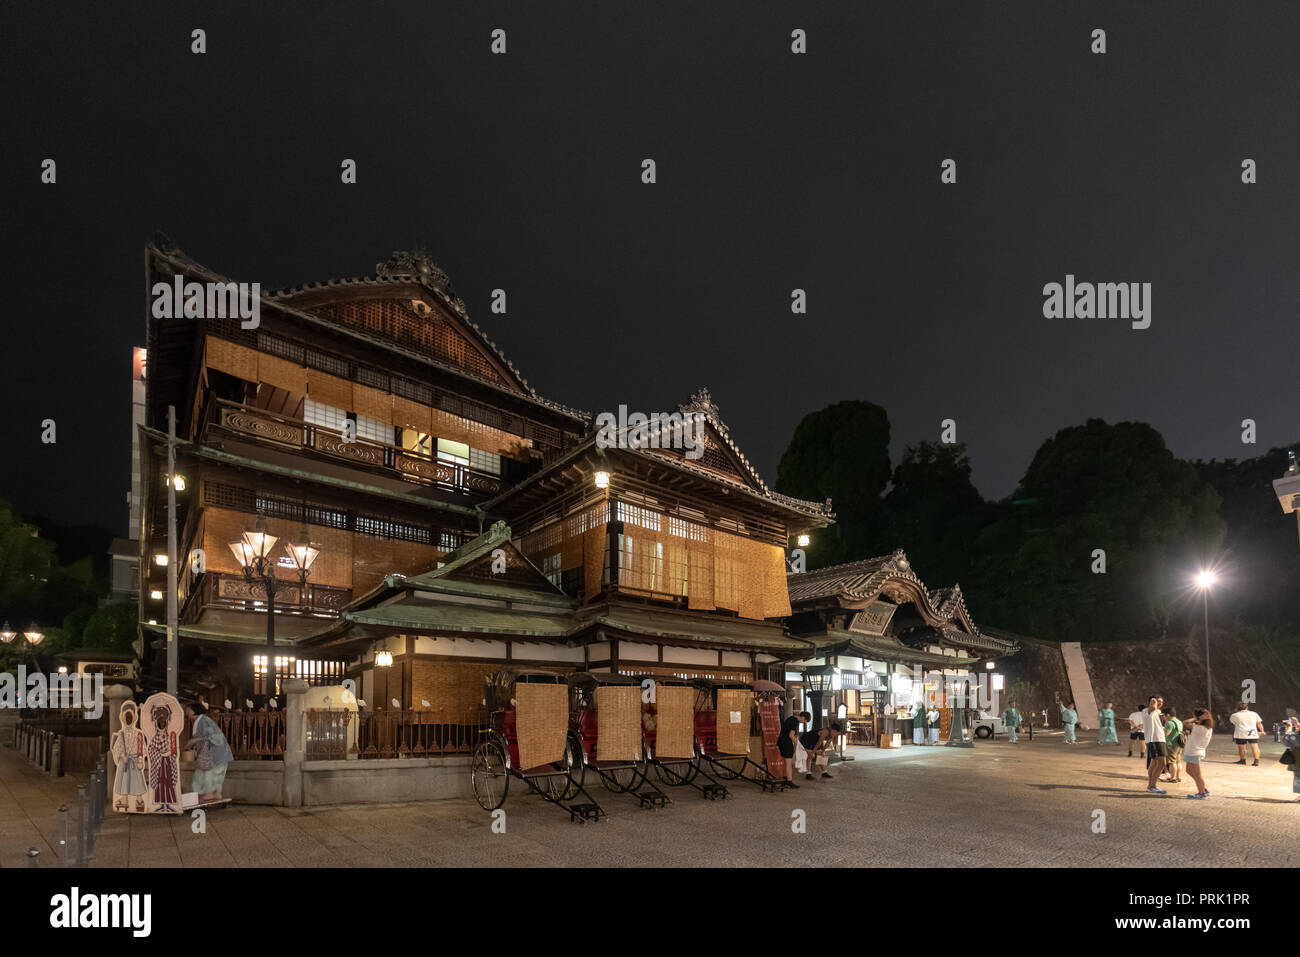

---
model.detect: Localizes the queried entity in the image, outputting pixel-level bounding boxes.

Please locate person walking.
[1229,702,1264,766]
[1127,703,1147,759]
[1143,696,1168,794]
[1003,700,1022,743]
[1183,709,1214,799]
[1060,701,1078,744]
[1097,702,1119,745]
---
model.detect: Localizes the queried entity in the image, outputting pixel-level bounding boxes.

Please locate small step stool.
[568,803,603,823]
[701,783,729,800]
[759,777,789,793]
[637,791,669,809]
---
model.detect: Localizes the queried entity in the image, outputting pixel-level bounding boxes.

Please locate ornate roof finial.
[679,387,725,432]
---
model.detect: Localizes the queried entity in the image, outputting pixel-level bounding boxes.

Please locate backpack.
[1166,718,1183,748]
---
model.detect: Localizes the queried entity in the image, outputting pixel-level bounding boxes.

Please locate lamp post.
[230,519,319,705]
[801,663,836,731]
[1,622,45,678]
[1195,571,1216,716]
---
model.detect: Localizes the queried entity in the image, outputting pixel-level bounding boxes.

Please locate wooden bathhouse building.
[136,241,833,725]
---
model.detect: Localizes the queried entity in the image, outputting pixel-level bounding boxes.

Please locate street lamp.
[801,663,836,731]
[1195,570,1217,716]
[230,518,320,704]
[1,622,44,671]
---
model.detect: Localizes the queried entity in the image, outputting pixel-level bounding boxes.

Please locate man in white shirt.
[1142,696,1168,794]
[1229,702,1264,766]
[1127,704,1147,759]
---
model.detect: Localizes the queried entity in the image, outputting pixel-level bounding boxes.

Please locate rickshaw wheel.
[709,754,747,780]
[471,739,509,811]
[556,731,586,800]
[602,763,642,793]
[654,756,699,786]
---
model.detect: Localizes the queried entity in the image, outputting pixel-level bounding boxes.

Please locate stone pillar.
[283,678,308,808]
[104,684,134,799]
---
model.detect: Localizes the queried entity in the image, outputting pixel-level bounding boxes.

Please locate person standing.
[1143,696,1168,794]
[927,704,941,745]
[1003,700,1022,743]
[1183,709,1214,799]
[778,710,807,788]
[1060,701,1078,744]
[1162,708,1184,784]
[911,705,925,746]
[1127,703,1147,759]
[1229,702,1264,766]
[1097,702,1119,746]
[185,701,234,804]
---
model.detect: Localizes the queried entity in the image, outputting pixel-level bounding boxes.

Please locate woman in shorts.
[1183,708,1214,799]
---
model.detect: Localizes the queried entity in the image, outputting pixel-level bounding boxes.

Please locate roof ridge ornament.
[678,387,726,433]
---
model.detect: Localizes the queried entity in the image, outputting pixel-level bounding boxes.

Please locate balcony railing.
[180,570,351,625]
[206,398,503,497]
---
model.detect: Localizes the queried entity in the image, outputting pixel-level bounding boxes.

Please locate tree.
[775,400,892,566]
[0,499,57,625]
[80,603,139,654]
[972,419,1223,643]
[878,441,992,586]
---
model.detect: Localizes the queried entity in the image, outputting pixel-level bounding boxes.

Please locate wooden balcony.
[181,570,351,625]
[206,398,504,497]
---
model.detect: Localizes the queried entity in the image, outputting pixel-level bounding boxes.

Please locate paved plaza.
[2,732,1296,868]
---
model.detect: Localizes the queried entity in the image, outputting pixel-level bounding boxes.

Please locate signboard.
[850,600,897,636]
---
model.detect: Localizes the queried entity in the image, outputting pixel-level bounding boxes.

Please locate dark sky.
[5,1,1298,534]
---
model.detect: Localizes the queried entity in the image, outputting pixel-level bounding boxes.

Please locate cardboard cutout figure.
[110,701,149,813]
[142,692,184,814]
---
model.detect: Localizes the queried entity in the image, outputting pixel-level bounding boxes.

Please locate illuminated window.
[436,438,470,464]
[402,430,434,457]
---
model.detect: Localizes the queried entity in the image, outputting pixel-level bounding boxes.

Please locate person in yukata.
[927,705,941,744]
[148,703,180,812]
[912,706,925,746]
[185,701,235,803]
[1097,702,1120,745]
[1002,700,1022,742]
[1060,701,1078,744]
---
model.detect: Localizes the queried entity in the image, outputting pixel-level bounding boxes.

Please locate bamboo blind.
[205,337,259,382]
[583,524,606,599]
[410,660,496,723]
[260,354,308,395]
[520,505,791,619]
[593,685,642,763]
[715,689,752,755]
[352,384,392,421]
[655,685,696,759]
[514,682,569,771]
[306,369,353,410]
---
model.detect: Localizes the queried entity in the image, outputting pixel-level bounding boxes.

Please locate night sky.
[5,1,1298,534]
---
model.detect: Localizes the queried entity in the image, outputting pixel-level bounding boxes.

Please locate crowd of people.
[993,695,1291,800]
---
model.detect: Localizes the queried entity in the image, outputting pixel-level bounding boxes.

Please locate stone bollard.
[104,684,133,803]
[283,679,308,808]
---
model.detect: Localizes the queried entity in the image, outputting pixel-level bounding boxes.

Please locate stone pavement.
[1,731,1295,867]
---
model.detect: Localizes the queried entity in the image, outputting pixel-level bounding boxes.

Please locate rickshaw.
[471,669,605,822]
[691,677,787,790]
[569,672,670,809]
[638,674,729,800]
